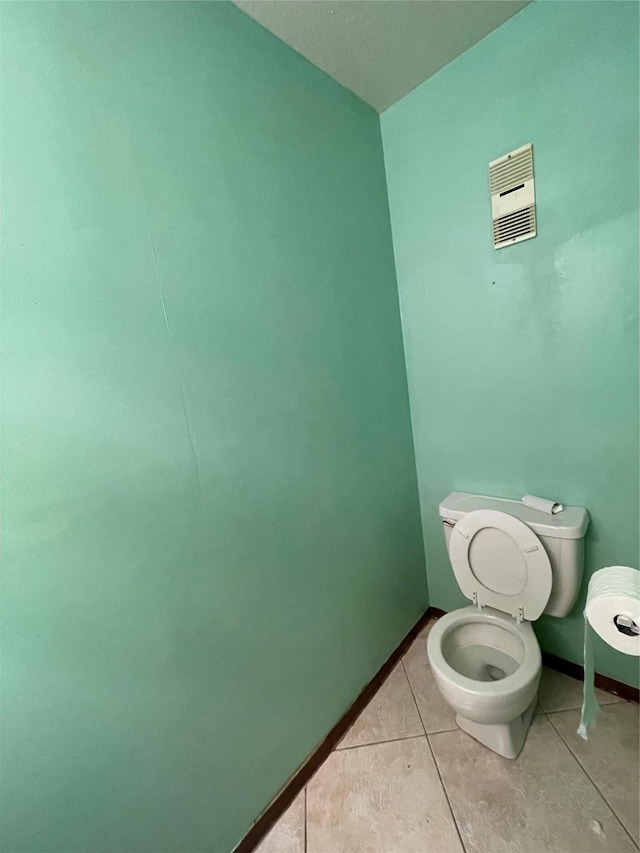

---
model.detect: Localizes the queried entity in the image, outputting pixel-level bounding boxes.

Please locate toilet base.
[456,696,537,759]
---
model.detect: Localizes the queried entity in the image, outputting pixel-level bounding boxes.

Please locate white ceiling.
[234,0,530,113]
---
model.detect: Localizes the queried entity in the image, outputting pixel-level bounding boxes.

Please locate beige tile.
[307,737,463,853]
[254,790,305,853]
[416,617,438,638]
[338,663,424,750]
[402,635,457,733]
[548,702,640,844]
[538,667,624,713]
[429,716,636,853]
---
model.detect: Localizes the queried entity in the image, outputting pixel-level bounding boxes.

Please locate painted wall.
[0,3,426,851]
[382,0,639,687]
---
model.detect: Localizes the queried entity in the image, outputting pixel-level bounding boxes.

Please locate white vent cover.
[489,143,536,248]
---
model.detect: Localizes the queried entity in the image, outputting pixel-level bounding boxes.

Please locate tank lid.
[439,492,589,540]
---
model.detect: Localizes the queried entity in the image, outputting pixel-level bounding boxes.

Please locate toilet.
[426,492,589,759]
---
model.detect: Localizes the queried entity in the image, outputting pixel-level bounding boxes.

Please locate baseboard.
[234,607,433,853]
[427,606,447,619]
[540,650,639,703]
[427,606,639,704]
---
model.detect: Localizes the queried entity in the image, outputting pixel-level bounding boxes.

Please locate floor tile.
[254,790,305,853]
[307,737,463,853]
[538,667,624,713]
[416,617,437,638]
[402,635,457,733]
[429,716,635,853]
[548,702,640,845]
[337,663,424,750]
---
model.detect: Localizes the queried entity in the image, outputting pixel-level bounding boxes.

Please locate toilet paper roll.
[578,566,640,740]
[522,494,564,515]
[584,566,640,655]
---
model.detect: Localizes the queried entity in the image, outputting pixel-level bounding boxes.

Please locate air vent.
[489,144,536,248]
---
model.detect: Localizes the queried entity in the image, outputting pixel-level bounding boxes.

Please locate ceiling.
[234,1,530,113]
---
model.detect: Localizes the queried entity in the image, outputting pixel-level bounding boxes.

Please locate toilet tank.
[439,492,589,618]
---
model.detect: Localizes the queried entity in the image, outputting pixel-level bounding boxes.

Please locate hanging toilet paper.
[578,566,640,739]
[522,494,564,515]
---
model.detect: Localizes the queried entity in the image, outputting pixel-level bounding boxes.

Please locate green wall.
[381,1,639,687]
[0,3,426,851]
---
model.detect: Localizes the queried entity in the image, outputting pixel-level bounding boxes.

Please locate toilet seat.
[449,509,552,621]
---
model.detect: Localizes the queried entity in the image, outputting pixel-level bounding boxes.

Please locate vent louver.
[489,144,536,248]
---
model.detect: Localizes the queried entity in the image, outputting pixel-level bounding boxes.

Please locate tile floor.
[256,620,639,853]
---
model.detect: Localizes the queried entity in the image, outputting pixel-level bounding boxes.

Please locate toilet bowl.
[427,606,541,758]
[427,606,541,725]
[427,492,589,759]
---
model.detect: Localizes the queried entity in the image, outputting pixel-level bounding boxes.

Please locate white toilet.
[427,492,589,759]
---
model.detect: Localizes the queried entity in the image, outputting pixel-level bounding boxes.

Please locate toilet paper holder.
[613,614,640,637]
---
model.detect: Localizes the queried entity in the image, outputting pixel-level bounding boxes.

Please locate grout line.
[401,661,430,734]
[545,712,639,850]
[401,641,456,737]
[335,733,426,752]
[542,699,625,717]
[542,707,583,716]
[400,658,428,740]
[425,735,468,853]
[401,661,468,853]
[425,726,460,735]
